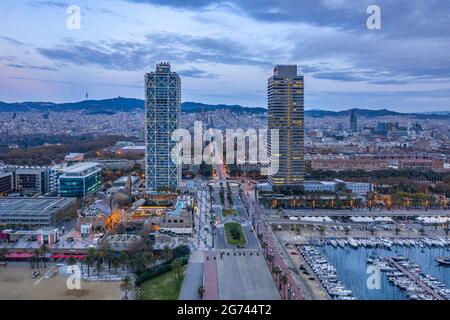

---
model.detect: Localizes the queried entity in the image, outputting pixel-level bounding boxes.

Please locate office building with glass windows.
[267,65,305,193]
[145,62,181,191]
[59,162,101,198]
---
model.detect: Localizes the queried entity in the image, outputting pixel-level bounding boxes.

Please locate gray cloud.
[29,1,69,9]
[116,0,450,85]
[178,68,219,79]
[0,36,27,46]
[37,32,272,71]
[7,63,58,71]
[124,0,450,38]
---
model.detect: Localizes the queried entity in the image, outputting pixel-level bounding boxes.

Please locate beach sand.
[0,265,122,300]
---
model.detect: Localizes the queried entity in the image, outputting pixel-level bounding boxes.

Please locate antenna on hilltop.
[85,91,88,100]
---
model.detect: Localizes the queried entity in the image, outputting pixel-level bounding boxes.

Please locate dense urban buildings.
[267,65,305,192]
[145,63,181,191]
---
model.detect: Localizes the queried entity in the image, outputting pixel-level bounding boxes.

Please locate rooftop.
[0,197,75,218]
[60,162,100,177]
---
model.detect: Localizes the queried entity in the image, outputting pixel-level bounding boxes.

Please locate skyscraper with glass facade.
[145,62,181,191]
[267,65,305,193]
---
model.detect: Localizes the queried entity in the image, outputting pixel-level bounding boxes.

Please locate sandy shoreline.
[0,265,122,300]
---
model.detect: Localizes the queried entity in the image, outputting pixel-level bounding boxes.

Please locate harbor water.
[321,245,450,300]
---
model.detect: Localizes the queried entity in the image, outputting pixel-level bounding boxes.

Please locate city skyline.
[1,0,450,112]
[0,0,450,306]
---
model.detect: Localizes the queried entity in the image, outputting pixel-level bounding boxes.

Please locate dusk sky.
[1,0,450,112]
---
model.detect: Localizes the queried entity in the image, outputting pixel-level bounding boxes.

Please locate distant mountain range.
[0,97,448,118]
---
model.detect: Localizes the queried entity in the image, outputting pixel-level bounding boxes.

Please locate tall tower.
[145,62,181,191]
[350,109,358,134]
[268,65,304,193]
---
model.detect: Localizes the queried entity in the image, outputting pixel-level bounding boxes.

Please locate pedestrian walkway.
[203,252,218,300]
[179,251,204,300]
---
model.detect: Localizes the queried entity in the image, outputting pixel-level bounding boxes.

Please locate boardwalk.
[262,224,304,300]
[203,252,218,300]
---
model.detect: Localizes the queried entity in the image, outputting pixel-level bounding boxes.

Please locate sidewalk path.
[179,251,204,300]
[203,252,218,300]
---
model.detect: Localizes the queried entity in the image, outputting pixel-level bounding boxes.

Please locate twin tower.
[145,63,304,193]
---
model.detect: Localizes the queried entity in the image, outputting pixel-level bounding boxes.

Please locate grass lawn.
[139,265,187,300]
[224,222,246,246]
[222,209,238,217]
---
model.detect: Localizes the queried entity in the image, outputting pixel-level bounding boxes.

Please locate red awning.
[6,252,33,259]
[50,253,86,260]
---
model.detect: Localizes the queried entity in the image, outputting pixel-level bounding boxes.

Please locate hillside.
[0,97,448,118]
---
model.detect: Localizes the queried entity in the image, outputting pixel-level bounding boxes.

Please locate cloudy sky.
[1,0,450,112]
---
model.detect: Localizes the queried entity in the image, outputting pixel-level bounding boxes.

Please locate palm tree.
[95,260,103,277]
[28,256,34,269]
[144,251,155,268]
[261,242,267,257]
[112,258,120,274]
[80,258,85,274]
[67,257,77,273]
[171,259,183,284]
[419,227,426,236]
[119,251,128,271]
[33,248,41,269]
[280,274,288,299]
[272,266,281,285]
[163,246,173,261]
[0,248,8,268]
[85,250,96,278]
[104,248,114,273]
[40,244,49,268]
[120,275,133,300]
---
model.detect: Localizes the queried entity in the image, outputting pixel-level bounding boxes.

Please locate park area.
[224,222,246,246]
[139,265,187,300]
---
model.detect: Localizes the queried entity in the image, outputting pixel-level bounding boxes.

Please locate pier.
[387,257,445,300]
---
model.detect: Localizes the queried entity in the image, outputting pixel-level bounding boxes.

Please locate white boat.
[348,238,358,248]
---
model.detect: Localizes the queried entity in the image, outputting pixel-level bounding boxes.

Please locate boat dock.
[387,257,445,300]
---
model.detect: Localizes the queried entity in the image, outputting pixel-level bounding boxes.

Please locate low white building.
[303,181,337,193]
[335,179,373,196]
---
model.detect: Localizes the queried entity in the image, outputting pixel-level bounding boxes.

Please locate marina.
[298,245,355,300]
[302,237,450,300]
[385,256,449,300]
